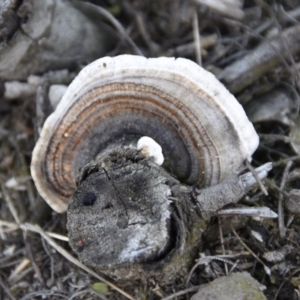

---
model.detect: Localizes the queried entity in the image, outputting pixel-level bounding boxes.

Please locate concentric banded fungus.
[31,55,263,283]
[31,55,258,212]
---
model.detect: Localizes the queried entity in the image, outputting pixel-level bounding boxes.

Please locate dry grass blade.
[69,289,105,300]
[218,217,228,275]
[273,155,300,167]
[8,258,30,281]
[46,231,69,242]
[1,181,45,285]
[0,278,16,300]
[274,268,300,300]
[259,134,300,144]
[278,161,293,238]
[20,223,136,300]
[19,291,69,300]
[0,219,19,231]
[245,160,269,196]
[230,221,271,276]
[160,285,200,300]
[217,207,278,218]
[264,178,290,197]
[186,253,239,288]
[195,0,244,19]
[23,230,45,285]
[0,183,21,225]
[193,12,202,66]
[76,2,143,56]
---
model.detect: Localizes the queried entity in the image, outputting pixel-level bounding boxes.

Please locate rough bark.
[67,147,271,285]
[67,147,204,285]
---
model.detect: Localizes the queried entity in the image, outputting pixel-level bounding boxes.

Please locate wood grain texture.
[67,147,200,283]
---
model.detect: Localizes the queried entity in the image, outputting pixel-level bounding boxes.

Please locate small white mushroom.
[48,84,68,110]
[137,136,164,165]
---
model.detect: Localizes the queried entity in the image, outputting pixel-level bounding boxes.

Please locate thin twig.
[162,35,217,57]
[258,144,289,158]
[23,231,45,285]
[41,238,55,285]
[286,214,295,228]
[0,219,19,231]
[193,12,202,66]
[20,223,136,300]
[19,291,69,300]
[0,278,16,300]
[1,182,45,285]
[274,267,300,300]
[264,178,290,198]
[273,155,300,167]
[8,258,30,282]
[8,266,34,285]
[228,260,239,274]
[46,231,69,242]
[230,221,271,275]
[186,253,237,288]
[278,161,293,238]
[135,14,157,56]
[259,134,300,144]
[13,139,36,208]
[0,248,25,265]
[0,219,69,242]
[245,161,268,196]
[218,217,228,275]
[91,5,143,56]
[69,289,104,300]
[0,183,21,225]
[161,285,200,300]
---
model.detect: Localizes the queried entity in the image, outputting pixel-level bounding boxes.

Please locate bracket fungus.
[31,55,271,283]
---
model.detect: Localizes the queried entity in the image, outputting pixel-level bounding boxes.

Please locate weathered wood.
[218,25,300,94]
[67,147,203,285]
[67,147,271,285]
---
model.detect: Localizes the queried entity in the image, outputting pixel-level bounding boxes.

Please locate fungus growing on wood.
[31,55,271,283]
